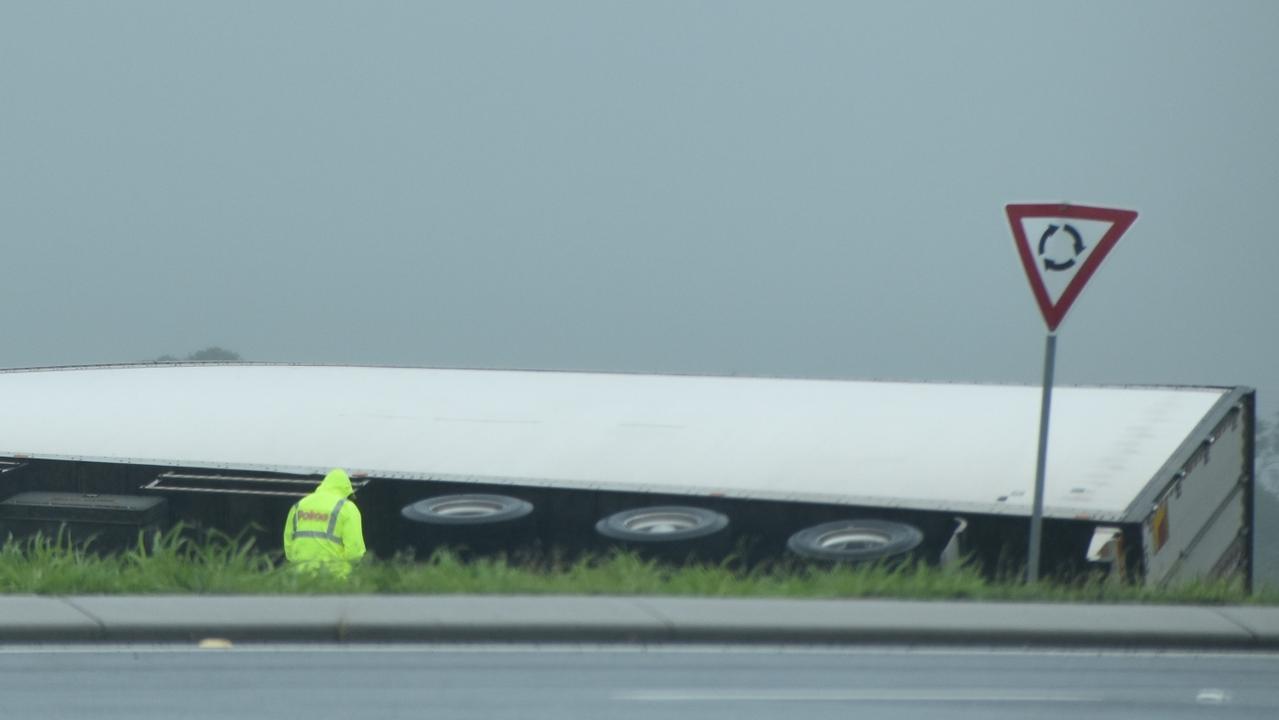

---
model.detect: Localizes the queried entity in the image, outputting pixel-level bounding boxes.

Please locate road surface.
[3,643,1278,719]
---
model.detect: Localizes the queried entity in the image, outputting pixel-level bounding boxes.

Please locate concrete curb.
[2,595,1278,648]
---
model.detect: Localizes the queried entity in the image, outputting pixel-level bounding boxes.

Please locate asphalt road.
[4,644,1278,720]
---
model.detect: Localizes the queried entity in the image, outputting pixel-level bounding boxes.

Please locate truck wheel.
[786,519,924,563]
[401,494,533,525]
[400,494,535,557]
[595,506,730,562]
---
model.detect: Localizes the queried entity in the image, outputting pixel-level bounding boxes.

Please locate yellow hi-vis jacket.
[283,468,366,577]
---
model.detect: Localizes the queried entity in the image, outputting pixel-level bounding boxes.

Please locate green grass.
[1,527,1275,604]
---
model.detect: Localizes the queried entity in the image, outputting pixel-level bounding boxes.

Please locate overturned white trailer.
[0,364,1256,587]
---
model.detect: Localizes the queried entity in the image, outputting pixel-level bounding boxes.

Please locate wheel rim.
[622,512,704,534]
[814,528,891,552]
[425,498,510,517]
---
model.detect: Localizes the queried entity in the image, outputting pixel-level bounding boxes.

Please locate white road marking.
[618,689,1102,703]
[1196,688,1231,704]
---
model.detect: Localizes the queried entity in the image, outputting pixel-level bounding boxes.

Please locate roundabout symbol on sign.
[1038,223,1085,271]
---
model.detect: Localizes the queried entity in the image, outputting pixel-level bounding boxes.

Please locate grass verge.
[0,527,1275,604]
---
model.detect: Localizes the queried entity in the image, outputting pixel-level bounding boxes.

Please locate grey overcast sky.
[2,1,1277,418]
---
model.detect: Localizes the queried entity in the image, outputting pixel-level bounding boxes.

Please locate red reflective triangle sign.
[1006,203,1138,332]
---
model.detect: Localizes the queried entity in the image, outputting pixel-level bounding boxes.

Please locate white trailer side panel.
[1141,405,1251,585]
[0,365,1233,522]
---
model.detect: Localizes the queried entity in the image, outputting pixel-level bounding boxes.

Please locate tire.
[594,506,730,562]
[786,519,924,563]
[401,494,533,526]
[400,494,535,557]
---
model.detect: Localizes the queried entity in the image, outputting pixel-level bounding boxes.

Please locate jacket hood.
[318,468,354,498]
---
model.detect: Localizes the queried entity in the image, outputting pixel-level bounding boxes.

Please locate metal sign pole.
[1027,331,1058,583]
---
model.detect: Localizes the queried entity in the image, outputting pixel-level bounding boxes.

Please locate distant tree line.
[155,346,243,363]
[1257,412,1279,497]
[1259,413,1278,465]
[1260,415,1274,455]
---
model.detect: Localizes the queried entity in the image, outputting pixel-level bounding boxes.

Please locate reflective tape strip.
[292,531,341,544]
[328,499,346,539]
[290,497,347,545]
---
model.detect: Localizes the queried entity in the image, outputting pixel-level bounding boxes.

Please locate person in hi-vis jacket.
[283,468,366,577]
